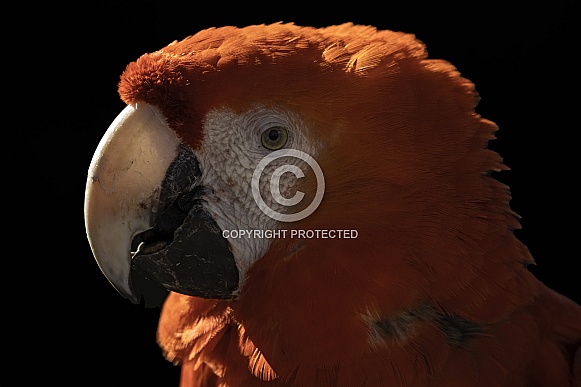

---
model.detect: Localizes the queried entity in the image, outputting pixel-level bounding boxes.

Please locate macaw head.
[84,23,536,375]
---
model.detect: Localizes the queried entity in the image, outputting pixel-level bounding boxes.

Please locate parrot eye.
[261,126,288,150]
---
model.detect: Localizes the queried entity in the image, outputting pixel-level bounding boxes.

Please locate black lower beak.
[129,145,239,303]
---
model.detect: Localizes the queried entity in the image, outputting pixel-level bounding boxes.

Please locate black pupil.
[268,129,279,141]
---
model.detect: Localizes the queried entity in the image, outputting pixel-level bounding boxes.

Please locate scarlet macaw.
[84,23,581,386]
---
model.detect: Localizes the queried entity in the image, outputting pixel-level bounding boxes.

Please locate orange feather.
[119,22,581,386]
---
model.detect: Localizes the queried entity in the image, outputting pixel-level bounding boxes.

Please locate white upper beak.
[84,103,180,302]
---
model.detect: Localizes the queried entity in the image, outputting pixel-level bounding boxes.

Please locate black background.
[20,2,578,385]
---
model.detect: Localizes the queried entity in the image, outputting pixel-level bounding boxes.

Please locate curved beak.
[84,103,180,303]
[85,102,239,304]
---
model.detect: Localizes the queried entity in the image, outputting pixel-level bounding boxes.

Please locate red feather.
[119,22,581,386]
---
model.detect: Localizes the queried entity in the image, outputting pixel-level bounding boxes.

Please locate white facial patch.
[194,105,320,284]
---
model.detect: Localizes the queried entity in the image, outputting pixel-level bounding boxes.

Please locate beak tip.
[93,255,138,303]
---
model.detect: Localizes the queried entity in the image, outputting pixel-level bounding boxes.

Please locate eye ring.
[261,126,288,150]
